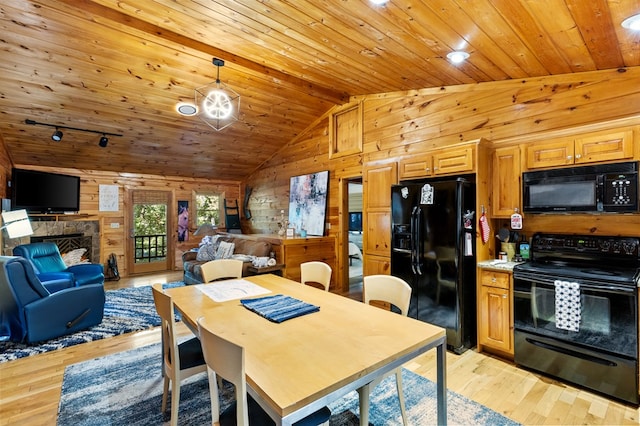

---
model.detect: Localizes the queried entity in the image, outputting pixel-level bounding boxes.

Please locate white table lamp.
[1,209,34,239]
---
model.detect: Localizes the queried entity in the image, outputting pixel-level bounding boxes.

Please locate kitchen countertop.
[477,259,525,272]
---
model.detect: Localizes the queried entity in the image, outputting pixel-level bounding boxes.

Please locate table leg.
[436,338,447,425]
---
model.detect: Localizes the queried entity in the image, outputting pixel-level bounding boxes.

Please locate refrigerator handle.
[410,206,417,275]
[415,206,423,275]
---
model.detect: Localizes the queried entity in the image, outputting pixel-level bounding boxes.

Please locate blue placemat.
[240,294,320,323]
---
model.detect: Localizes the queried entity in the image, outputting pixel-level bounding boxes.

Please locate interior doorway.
[346,177,363,296]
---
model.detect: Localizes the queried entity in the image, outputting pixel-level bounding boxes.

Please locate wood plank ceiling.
[1,0,639,180]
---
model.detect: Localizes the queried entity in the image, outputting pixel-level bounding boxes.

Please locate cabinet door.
[574,129,634,164]
[432,146,475,175]
[399,154,433,179]
[363,162,397,259]
[363,254,391,276]
[478,284,512,353]
[492,146,521,218]
[526,139,574,169]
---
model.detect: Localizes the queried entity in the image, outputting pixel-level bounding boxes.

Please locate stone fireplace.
[3,220,100,263]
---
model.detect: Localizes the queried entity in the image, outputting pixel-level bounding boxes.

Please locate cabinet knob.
[575,154,581,159]
[425,167,430,172]
[566,155,573,160]
[433,167,439,171]
[502,294,507,298]
[491,278,497,282]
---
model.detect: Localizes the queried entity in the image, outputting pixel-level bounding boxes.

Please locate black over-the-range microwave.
[522,161,639,213]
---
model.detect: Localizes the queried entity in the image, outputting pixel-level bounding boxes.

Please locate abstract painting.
[288,170,329,236]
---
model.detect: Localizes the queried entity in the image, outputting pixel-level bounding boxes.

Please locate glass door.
[127,190,172,275]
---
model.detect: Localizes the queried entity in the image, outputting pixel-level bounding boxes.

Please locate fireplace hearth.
[2,220,100,263]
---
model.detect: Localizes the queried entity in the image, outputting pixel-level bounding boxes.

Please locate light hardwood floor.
[0,271,638,425]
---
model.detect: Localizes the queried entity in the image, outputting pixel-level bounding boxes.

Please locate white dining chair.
[300,261,332,291]
[197,317,331,426]
[151,284,207,426]
[200,258,243,283]
[359,274,412,426]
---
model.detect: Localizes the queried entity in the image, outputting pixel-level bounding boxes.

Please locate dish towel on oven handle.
[240,294,320,323]
[554,280,581,332]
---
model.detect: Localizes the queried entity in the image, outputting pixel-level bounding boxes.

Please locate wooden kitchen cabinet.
[477,268,513,356]
[399,153,433,179]
[278,236,337,290]
[399,145,475,179]
[526,128,634,170]
[492,145,521,218]
[362,161,397,268]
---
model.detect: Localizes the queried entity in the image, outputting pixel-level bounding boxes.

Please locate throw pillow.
[196,240,220,261]
[215,241,235,259]
[61,248,88,267]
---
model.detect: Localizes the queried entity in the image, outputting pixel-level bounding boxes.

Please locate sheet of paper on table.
[196,279,271,302]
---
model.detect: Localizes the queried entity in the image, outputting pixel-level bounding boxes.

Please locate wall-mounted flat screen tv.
[349,212,362,232]
[11,168,80,214]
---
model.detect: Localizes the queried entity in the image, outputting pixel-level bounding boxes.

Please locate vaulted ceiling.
[1,0,639,180]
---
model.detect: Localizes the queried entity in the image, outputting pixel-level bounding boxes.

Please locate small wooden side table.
[247,263,285,276]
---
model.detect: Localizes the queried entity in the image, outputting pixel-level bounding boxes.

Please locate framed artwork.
[178,200,189,242]
[288,170,329,236]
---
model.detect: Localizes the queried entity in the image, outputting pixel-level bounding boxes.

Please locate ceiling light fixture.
[447,51,470,64]
[51,128,63,142]
[621,13,640,31]
[25,119,123,147]
[369,0,389,5]
[194,58,240,131]
[176,102,198,116]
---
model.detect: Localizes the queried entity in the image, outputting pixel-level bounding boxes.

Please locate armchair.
[13,242,104,287]
[0,256,105,343]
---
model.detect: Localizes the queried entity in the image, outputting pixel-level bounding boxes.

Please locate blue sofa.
[0,256,105,343]
[13,242,104,287]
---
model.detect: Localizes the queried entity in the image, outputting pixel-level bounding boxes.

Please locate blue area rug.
[0,282,185,363]
[57,342,520,426]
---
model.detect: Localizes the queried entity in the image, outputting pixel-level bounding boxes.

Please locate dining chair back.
[359,274,412,426]
[197,317,331,426]
[151,284,207,426]
[300,261,332,291]
[200,258,243,283]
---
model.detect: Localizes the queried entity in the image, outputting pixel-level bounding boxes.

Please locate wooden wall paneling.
[10,165,241,278]
[264,70,640,277]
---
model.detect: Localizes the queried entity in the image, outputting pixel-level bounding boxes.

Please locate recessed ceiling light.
[446,51,470,64]
[621,13,640,31]
[176,102,198,116]
[370,0,388,5]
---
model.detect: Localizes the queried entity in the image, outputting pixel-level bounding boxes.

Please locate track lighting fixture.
[51,128,63,141]
[25,119,123,147]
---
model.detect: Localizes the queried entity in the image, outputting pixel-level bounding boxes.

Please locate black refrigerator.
[391,176,477,354]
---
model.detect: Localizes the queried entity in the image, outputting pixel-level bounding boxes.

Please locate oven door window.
[514,281,637,359]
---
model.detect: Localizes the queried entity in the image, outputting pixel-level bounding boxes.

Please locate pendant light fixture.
[194,58,240,131]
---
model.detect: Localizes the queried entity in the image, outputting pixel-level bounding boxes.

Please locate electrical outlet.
[110,223,120,229]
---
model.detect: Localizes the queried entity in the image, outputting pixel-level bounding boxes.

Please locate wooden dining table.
[165,274,447,426]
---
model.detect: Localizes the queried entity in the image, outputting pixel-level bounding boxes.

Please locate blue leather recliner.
[13,242,104,287]
[0,256,105,343]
